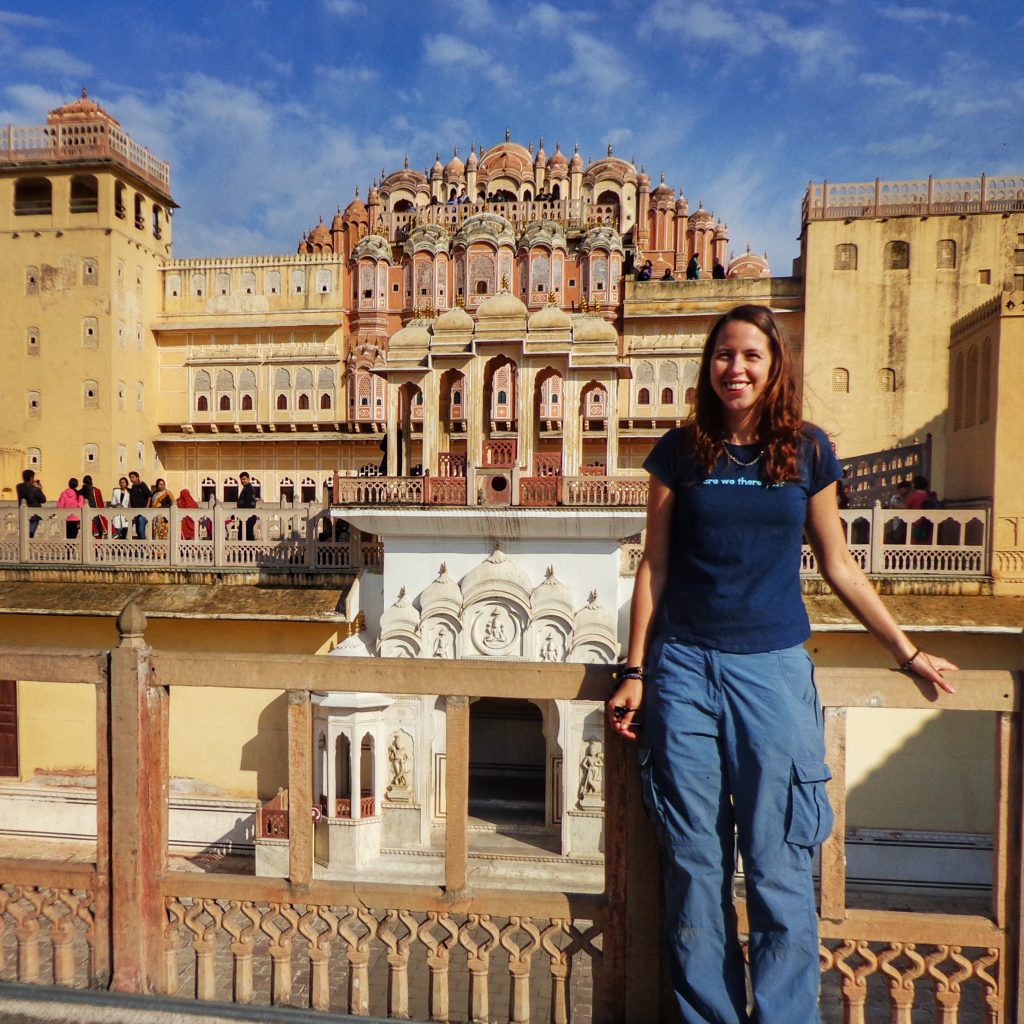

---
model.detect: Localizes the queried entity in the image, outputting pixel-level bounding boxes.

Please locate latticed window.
[884,241,910,270]
[936,239,957,269]
[834,244,858,270]
[831,368,850,393]
[635,360,655,406]
[877,368,896,392]
[979,338,992,424]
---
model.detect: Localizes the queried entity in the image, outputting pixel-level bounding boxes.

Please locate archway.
[469,697,545,824]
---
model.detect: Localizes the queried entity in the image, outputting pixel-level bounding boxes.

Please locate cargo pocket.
[786,759,834,847]
[638,744,665,825]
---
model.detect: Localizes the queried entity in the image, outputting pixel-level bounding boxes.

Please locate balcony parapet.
[1,121,171,199]
[802,174,1024,223]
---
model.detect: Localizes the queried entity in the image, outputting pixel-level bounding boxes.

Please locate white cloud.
[438,0,496,33]
[423,33,513,88]
[648,0,855,78]
[520,3,595,34]
[17,45,92,78]
[877,6,971,27]
[550,32,631,97]
[323,0,365,15]
[0,11,52,27]
[316,64,378,85]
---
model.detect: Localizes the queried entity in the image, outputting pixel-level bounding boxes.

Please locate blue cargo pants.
[639,639,833,1024]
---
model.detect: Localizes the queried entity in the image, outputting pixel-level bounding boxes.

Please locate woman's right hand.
[607,676,644,741]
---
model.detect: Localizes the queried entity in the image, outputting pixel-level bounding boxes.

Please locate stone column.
[109,601,167,994]
[287,690,313,886]
[605,373,620,474]
[562,376,583,477]
[518,363,538,479]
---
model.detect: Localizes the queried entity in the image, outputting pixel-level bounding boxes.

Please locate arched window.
[276,393,288,411]
[70,175,98,214]
[14,177,51,215]
[266,270,281,295]
[497,390,507,405]
[241,394,253,411]
[298,393,310,410]
[834,243,857,270]
[82,258,98,285]
[134,193,145,230]
[241,271,256,295]
[83,444,98,468]
[114,181,126,219]
[953,352,965,430]
[936,239,957,269]
[320,392,332,410]
[191,273,205,297]
[877,368,896,392]
[661,387,674,404]
[964,345,979,428]
[215,272,230,296]
[26,327,40,355]
[979,337,992,424]
[197,395,209,411]
[152,205,163,239]
[219,394,231,411]
[27,391,41,417]
[831,368,850,393]
[884,241,910,270]
[685,387,696,405]
[83,380,99,409]
[27,447,41,469]
[638,388,651,405]
[82,317,98,348]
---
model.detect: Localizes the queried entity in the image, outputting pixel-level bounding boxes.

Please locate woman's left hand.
[606,677,644,741]
[905,650,958,695]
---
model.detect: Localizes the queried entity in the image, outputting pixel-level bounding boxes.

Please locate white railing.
[0,502,375,570]
[801,507,989,577]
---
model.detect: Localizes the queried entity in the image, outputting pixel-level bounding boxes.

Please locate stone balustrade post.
[18,503,30,562]
[214,505,227,566]
[168,506,180,566]
[870,502,885,574]
[108,601,168,994]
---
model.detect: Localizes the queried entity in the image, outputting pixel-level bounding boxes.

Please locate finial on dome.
[403,155,409,169]
[355,186,360,199]
[435,150,440,160]
[588,589,599,604]
[528,140,534,154]
[539,136,544,149]
[660,172,666,183]
[440,561,447,575]
[607,142,613,156]
[505,127,511,142]
[545,565,555,579]
[453,145,459,157]
[81,85,89,99]
[574,142,579,153]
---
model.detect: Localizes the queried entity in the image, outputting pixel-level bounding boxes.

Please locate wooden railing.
[0,611,1020,1020]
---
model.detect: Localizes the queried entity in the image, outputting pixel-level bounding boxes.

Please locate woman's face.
[119,477,129,489]
[710,320,773,428]
[156,478,166,490]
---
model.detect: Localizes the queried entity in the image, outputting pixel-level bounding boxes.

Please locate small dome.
[309,219,330,242]
[343,192,368,222]
[714,221,729,240]
[653,174,673,198]
[530,566,575,619]
[727,247,771,279]
[478,138,535,179]
[431,152,444,177]
[445,146,465,178]
[433,304,474,332]
[330,208,345,230]
[535,138,546,165]
[327,632,374,657]
[477,290,528,320]
[572,316,617,343]
[379,588,420,635]
[529,304,572,331]
[421,563,463,617]
[367,183,380,203]
[388,322,431,352]
[466,146,478,168]
[675,196,689,214]
[461,546,533,604]
[569,144,583,171]
[47,88,120,128]
[689,202,713,226]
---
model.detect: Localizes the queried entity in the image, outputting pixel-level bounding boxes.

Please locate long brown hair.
[690,304,803,484]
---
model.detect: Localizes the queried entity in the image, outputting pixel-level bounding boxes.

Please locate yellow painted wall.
[17,680,97,781]
[802,213,1024,494]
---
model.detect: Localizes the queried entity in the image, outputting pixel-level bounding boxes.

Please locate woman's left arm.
[805,482,957,696]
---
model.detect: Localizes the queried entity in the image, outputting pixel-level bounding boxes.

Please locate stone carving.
[387,732,412,801]
[431,625,454,658]
[540,630,562,662]
[579,739,604,808]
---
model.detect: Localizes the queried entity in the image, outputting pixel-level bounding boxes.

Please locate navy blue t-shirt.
[643,424,842,654]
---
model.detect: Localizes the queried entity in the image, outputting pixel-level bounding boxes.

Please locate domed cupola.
[546,142,568,175]
[444,146,465,179]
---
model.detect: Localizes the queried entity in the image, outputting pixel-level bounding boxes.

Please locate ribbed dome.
[445,146,465,178]
[547,143,568,170]
[461,547,533,603]
[48,88,120,127]
[529,304,572,330]
[572,316,617,342]
[421,564,463,617]
[433,304,474,331]
[477,290,528,319]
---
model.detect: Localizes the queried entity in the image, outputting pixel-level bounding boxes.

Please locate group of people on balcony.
[635,254,726,281]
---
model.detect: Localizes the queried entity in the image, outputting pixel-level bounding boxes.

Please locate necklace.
[722,442,763,468]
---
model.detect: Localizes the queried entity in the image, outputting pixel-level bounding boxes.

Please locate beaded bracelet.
[615,665,644,682]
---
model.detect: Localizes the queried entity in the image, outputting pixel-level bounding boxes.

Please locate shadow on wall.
[239,692,289,801]
[844,707,994,834]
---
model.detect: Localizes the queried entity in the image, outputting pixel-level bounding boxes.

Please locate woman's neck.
[722,414,759,445]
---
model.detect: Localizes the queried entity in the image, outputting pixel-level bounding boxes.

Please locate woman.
[148,478,175,541]
[177,488,200,541]
[79,475,107,539]
[109,476,130,540]
[607,305,956,1024]
[57,478,85,539]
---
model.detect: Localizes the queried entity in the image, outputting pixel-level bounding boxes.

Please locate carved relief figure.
[432,625,453,658]
[540,630,562,662]
[388,733,411,789]
[579,739,604,805]
[483,606,507,645]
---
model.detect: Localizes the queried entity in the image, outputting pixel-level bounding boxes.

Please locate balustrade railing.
[0,615,1019,1021]
[800,507,989,577]
[0,502,375,570]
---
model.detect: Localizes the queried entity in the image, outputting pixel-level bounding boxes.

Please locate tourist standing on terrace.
[16,469,45,538]
[608,304,957,1024]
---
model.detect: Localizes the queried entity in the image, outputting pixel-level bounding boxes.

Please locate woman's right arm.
[607,475,675,740]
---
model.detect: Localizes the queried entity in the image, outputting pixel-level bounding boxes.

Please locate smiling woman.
[608,304,958,1024]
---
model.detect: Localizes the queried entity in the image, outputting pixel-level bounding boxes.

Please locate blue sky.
[1,0,1021,272]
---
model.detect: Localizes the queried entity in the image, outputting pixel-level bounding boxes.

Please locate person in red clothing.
[904,475,930,510]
